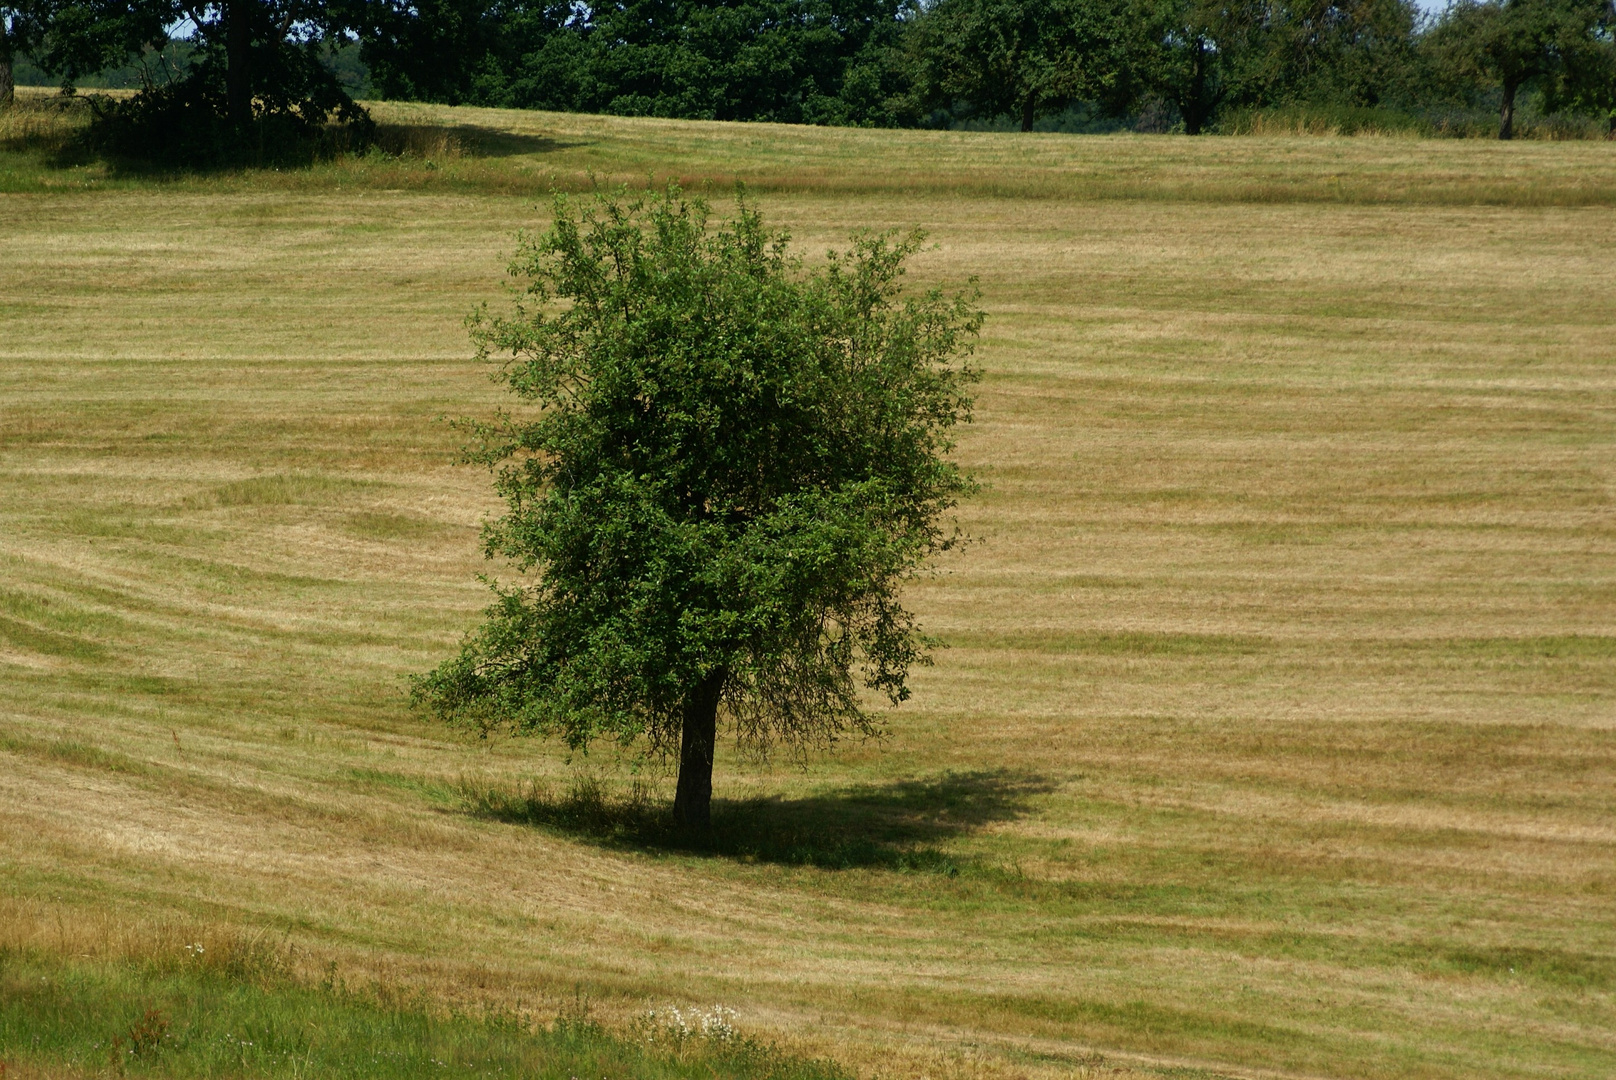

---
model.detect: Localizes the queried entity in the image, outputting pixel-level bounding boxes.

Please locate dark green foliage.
[416,188,980,817]
[1426,0,1616,137]
[7,0,171,88]
[902,0,1608,135]
[14,0,370,164]
[1,12,16,106]
[14,0,1616,138]
[81,41,372,165]
[1132,0,1424,134]
[353,0,568,106]
[1276,0,1423,108]
[585,0,913,124]
[7,36,193,88]
[360,0,915,125]
[905,0,1139,131]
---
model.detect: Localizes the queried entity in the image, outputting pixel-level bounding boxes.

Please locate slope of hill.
[2,102,1613,1079]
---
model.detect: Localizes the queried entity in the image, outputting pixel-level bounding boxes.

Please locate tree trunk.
[671,668,726,829]
[0,33,14,110]
[1019,92,1036,133]
[225,0,253,130]
[1184,39,1208,136]
[1498,80,1517,140]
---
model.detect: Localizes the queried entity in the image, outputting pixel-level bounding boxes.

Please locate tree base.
[671,669,726,829]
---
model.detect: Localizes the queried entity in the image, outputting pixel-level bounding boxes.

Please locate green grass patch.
[0,731,156,777]
[0,586,121,661]
[192,473,384,509]
[954,631,1269,656]
[1437,635,1616,660]
[0,946,844,1080]
[0,613,108,661]
[342,512,455,541]
[343,767,458,805]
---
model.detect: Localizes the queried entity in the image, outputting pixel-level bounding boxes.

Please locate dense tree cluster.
[356,0,913,124]
[3,0,1613,153]
[348,0,1616,136]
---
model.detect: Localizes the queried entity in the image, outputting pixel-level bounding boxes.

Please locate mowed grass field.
[2,99,1614,1079]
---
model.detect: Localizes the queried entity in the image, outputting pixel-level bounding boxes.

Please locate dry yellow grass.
[1,104,1613,1079]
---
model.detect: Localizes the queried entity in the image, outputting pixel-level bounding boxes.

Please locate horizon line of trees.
[2,0,1613,150]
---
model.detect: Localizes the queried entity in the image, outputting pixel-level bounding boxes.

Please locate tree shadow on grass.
[456,769,1054,871]
[448,124,586,158]
[22,120,582,179]
[373,122,584,159]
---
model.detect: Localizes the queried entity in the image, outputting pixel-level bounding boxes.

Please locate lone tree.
[416,188,983,828]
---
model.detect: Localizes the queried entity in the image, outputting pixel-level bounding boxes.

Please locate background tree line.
[2,0,1613,157]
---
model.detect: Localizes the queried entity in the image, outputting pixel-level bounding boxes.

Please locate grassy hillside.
[7,89,1616,205]
[1,99,1613,1079]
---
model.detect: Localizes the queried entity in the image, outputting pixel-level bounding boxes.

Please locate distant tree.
[907,0,1137,131]
[1269,0,1422,108]
[1429,0,1615,138]
[415,188,983,828]
[1134,0,1421,133]
[8,0,168,92]
[558,0,915,124]
[19,0,368,160]
[1542,14,1616,133]
[1132,0,1261,133]
[349,0,567,105]
[350,0,913,124]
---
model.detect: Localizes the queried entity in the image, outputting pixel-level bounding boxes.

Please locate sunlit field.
[2,95,1613,1079]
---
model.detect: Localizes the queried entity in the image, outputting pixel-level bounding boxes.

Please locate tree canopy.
[356,0,914,124]
[1429,0,1615,137]
[907,0,1136,131]
[8,0,368,160]
[416,188,983,827]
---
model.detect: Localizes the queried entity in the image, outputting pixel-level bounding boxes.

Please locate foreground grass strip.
[0,947,843,1080]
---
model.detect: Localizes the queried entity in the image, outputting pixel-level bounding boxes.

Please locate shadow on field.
[6,102,581,177]
[440,124,583,158]
[456,769,1052,871]
[371,122,584,160]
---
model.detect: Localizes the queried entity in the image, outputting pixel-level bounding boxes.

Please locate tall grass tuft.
[1217,105,1432,137]
[1216,102,1615,139]
[372,124,466,161]
[0,93,91,153]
